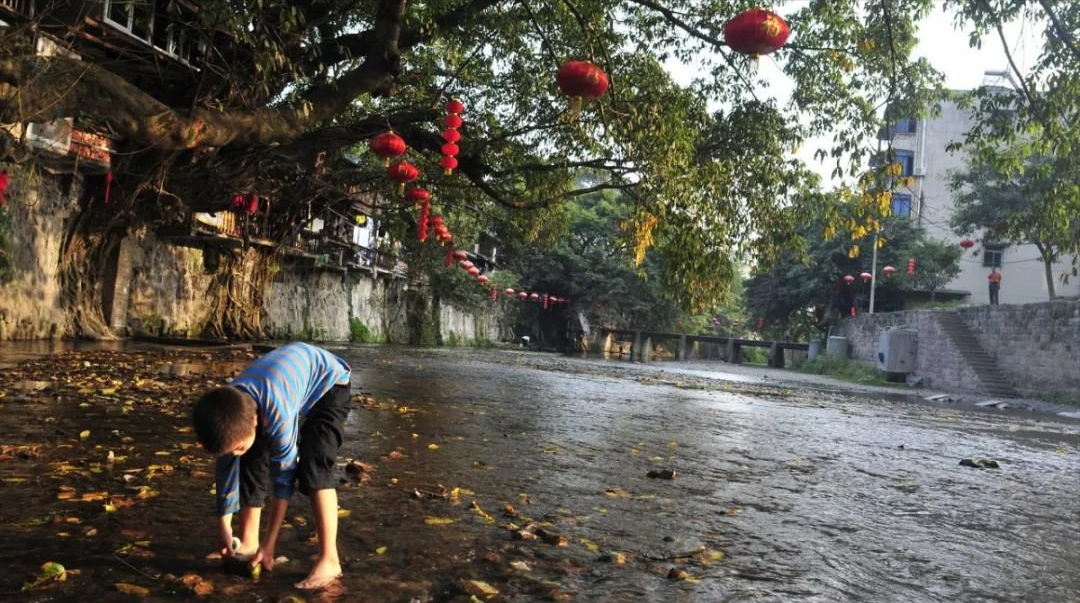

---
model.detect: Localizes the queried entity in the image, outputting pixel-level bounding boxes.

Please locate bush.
[793,355,902,387]
[742,347,769,365]
[349,318,372,343]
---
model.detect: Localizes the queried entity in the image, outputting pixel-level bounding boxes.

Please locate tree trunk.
[58,204,126,340]
[200,247,274,340]
[1044,257,1057,299]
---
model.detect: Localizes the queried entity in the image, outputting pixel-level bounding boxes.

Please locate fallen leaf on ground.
[79,430,91,439]
[22,561,66,591]
[424,516,455,525]
[375,546,387,556]
[336,509,351,518]
[579,538,600,552]
[427,443,440,450]
[464,580,499,599]
[115,582,151,595]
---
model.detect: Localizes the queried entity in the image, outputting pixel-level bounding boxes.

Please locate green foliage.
[949,153,1072,298]
[349,318,373,343]
[746,196,961,338]
[742,347,769,365]
[794,355,903,388]
[943,0,1080,258]
[505,189,743,332]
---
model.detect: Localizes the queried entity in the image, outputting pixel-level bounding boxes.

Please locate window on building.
[105,0,155,42]
[983,246,1004,268]
[891,193,912,217]
[895,150,915,177]
[895,118,917,134]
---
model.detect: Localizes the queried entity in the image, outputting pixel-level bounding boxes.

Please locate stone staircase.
[935,312,1019,397]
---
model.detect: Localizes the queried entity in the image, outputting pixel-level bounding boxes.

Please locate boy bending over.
[192,342,352,589]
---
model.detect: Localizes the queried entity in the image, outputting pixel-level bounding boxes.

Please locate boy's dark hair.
[192,386,257,454]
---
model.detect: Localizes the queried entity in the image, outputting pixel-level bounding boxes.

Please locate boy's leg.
[296,384,351,589]
[236,432,271,554]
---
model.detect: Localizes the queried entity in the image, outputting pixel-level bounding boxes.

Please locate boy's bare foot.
[294,556,342,590]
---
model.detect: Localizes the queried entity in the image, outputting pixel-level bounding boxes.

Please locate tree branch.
[1035,0,1080,61]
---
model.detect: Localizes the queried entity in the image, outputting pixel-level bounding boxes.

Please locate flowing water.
[1,344,1078,602]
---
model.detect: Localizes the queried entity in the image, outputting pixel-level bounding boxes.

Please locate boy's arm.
[251,497,289,571]
[214,455,241,552]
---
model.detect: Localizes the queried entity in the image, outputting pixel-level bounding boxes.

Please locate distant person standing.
[988,267,1002,305]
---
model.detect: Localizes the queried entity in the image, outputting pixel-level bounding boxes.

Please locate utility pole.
[869,230,879,314]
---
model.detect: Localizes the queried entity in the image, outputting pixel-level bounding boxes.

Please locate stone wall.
[0,168,76,340]
[836,301,1080,396]
[0,172,510,345]
[126,230,215,337]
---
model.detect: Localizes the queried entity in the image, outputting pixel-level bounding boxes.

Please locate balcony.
[0,0,33,19]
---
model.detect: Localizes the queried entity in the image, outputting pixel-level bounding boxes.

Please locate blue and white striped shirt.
[214,342,351,516]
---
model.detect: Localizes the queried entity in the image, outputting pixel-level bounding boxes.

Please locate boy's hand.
[250,544,275,572]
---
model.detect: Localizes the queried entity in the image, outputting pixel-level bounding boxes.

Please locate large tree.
[949,154,1071,299]
[0,0,1073,338]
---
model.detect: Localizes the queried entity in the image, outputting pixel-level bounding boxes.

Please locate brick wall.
[836,301,1080,396]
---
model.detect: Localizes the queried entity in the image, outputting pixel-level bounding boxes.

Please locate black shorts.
[237,384,351,507]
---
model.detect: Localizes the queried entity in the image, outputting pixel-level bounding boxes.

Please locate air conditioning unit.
[25,35,79,154]
[912,166,927,176]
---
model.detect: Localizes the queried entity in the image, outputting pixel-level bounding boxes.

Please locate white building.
[881,94,1079,305]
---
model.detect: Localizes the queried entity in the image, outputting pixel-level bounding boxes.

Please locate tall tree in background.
[950,154,1070,299]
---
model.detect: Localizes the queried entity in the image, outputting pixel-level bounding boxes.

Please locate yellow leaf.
[80,430,91,439]
[104,502,117,513]
[579,538,600,552]
[707,550,725,561]
[464,580,499,599]
[424,516,455,525]
[115,582,151,596]
[375,546,387,556]
[100,388,116,396]
[427,443,440,450]
[630,449,640,455]
[449,487,461,499]
[337,509,351,518]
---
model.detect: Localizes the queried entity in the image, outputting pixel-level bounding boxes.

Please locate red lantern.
[883,265,896,276]
[388,161,419,193]
[461,260,474,269]
[478,275,489,284]
[0,170,8,206]
[543,295,549,310]
[518,292,528,301]
[504,288,515,295]
[370,132,406,167]
[907,258,916,275]
[453,250,468,261]
[404,188,430,206]
[723,8,790,56]
[468,267,480,277]
[530,293,540,301]
[441,99,464,176]
[850,307,857,318]
[245,194,258,214]
[844,274,855,284]
[959,238,975,249]
[860,272,872,283]
[440,156,459,175]
[556,60,609,101]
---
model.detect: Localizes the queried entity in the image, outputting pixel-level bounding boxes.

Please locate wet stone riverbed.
[1,344,1078,603]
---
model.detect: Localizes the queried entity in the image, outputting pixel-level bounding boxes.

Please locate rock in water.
[959,457,1000,469]
[647,469,677,480]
